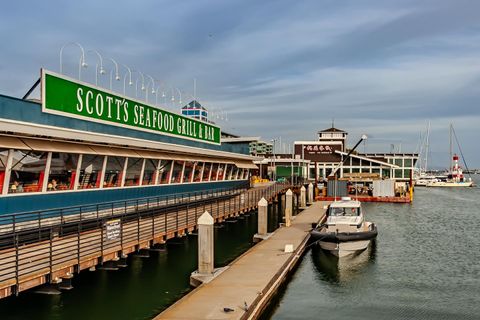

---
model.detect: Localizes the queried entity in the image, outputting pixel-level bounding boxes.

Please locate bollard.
[285,189,293,227]
[198,211,214,275]
[300,186,307,209]
[258,197,268,235]
[308,183,314,204]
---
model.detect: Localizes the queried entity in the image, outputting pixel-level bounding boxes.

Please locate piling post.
[190,211,228,287]
[300,186,307,209]
[198,211,214,275]
[258,198,268,235]
[285,189,293,227]
[307,183,314,205]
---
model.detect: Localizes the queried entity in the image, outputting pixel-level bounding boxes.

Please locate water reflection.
[311,240,377,284]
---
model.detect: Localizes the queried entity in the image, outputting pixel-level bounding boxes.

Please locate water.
[270,175,480,320]
[0,202,285,320]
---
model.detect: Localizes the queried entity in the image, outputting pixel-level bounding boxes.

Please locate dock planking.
[155,201,327,320]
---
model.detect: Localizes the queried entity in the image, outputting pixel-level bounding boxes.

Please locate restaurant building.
[0,69,257,215]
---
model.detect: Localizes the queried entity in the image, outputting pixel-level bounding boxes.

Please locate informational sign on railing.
[41,69,221,145]
[105,219,121,241]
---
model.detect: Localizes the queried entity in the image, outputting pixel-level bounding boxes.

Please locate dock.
[155,201,327,320]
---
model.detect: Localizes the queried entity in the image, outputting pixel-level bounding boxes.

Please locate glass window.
[244,169,250,180]
[125,157,143,186]
[394,169,403,178]
[170,160,184,183]
[229,166,238,180]
[202,163,211,182]
[159,160,173,184]
[103,156,125,188]
[47,153,80,191]
[182,161,195,183]
[216,164,225,181]
[394,159,403,166]
[383,170,391,178]
[78,154,104,189]
[404,169,412,179]
[404,159,412,167]
[193,162,203,182]
[329,207,359,217]
[10,150,48,193]
[143,159,158,185]
[210,163,219,181]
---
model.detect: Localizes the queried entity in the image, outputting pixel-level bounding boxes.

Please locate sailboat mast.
[425,121,430,173]
[449,123,453,171]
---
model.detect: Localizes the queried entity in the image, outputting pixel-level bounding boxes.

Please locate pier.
[0,182,290,299]
[155,200,326,320]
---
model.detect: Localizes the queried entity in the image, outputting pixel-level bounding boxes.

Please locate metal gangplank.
[0,182,290,299]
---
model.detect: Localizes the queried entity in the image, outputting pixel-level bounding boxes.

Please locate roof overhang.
[335,150,399,168]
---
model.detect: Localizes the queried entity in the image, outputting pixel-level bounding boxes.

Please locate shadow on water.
[310,241,377,284]
[0,200,286,320]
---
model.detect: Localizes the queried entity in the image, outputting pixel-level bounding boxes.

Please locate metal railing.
[0,181,291,298]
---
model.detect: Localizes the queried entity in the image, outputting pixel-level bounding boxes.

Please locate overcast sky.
[1,0,480,168]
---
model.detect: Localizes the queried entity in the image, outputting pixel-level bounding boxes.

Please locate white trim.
[179,161,186,184]
[2,149,14,195]
[199,162,205,182]
[120,157,128,187]
[42,152,53,192]
[190,162,196,183]
[138,158,146,186]
[41,69,221,145]
[154,159,162,185]
[334,150,398,168]
[99,155,108,189]
[73,154,82,190]
[0,118,256,162]
[168,160,174,184]
[207,163,213,181]
[294,141,342,145]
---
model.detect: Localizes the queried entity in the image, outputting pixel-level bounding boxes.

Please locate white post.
[198,211,214,275]
[258,197,268,235]
[308,183,314,204]
[300,186,306,208]
[285,189,293,227]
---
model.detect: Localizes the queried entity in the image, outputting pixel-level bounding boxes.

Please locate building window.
[125,157,143,186]
[104,156,125,188]
[8,150,47,193]
[394,169,403,178]
[193,162,203,182]
[159,160,173,184]
[143,159,158,185]
[217,164,225,181]
[47,153,80,191]
[404,159,412,167]
[404,169,412,179]
[394,159,403,167]
[78,154,104,189]
[202,163,212,182]
[170,161,184,183]
[210,164,219,181]
[182,161,195,183]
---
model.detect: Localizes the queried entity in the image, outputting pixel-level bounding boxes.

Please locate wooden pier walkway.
[0,183,289,299]
[155,201,327,320]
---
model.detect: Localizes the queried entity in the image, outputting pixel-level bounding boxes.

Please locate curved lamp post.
[135,71,145,98]
[145,74,156,103]
[107,57,120,90]
[86,49,105,85]
[155,82,167,106]
[59,42,87,79]
[121,64,133,95]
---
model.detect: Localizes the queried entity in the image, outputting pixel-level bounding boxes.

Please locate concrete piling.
[197,211,214,275]
[308,183,314,205]
[285,189,293,227]
[300,186,307,209]
[253,197,271,242]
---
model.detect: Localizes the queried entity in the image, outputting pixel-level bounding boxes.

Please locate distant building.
[221,132,273,156]
[293,126,418,182]
[181,100,208,122]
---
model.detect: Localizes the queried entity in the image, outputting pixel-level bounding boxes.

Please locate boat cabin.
[326,197,364,230]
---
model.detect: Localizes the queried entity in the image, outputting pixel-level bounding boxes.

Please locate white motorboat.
[311,197,377,257]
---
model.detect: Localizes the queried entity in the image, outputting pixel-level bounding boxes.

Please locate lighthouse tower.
[451,154,464,182]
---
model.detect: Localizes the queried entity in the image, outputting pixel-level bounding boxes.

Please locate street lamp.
[145,74,156,103]
[134,71,145,98]
[86,49,105,85]
[121,64,133,95]
[106,57,120,90]
[271,139,277,182]
[59,42,87,79]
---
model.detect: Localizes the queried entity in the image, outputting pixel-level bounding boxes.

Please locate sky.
[1,0,480,168]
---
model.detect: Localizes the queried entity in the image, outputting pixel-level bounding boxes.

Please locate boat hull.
[426,181,474,187]
[310,223,378,257]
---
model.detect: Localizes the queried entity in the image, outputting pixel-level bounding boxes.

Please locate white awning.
[0,136,31,150]
[21,138,96,154]
[235,161,258,169]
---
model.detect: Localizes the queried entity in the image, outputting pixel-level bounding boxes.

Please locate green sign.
[41,69,221,144]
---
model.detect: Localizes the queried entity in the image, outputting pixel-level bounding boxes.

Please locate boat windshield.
[329,207,360,217]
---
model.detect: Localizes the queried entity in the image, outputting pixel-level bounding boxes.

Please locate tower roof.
[318,127,346,133]
[182,100,207,110]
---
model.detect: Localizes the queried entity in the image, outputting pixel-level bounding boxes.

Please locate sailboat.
[427,124,474,187]
[414,122,442,186]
